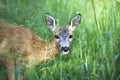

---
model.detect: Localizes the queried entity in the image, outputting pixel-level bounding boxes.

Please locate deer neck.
[44,39,60,58]
[28,38,60,66]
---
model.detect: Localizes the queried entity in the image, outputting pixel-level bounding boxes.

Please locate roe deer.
[0,13,81,80]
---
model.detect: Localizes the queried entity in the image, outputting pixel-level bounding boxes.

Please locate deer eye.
[55,35,60,39]
[69,35,73,38]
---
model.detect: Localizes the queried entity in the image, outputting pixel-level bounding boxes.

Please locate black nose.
[62,46,69,52]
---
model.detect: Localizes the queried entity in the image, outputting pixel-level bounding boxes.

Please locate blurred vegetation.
[0,0,120,80]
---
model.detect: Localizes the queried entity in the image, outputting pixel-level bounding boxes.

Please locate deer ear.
[45,13,57,32]
[69,13,81,31]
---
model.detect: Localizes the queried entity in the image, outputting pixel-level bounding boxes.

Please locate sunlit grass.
[0,0,120,80]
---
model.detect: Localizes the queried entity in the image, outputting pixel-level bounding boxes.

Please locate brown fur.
[0,20,59,80]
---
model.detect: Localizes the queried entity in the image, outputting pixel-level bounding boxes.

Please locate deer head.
[45,13,81,54]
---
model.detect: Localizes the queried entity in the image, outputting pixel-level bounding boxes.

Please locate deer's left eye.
[69,35,73,38]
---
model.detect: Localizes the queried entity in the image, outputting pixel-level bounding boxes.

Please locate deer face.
[45,13,81,54]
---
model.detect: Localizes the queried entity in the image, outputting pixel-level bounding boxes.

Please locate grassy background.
[0,0,120,80]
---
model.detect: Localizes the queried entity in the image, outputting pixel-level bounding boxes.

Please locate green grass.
[0,0,120,80]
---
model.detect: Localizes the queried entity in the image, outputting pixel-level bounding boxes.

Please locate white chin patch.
[62,51,69,54]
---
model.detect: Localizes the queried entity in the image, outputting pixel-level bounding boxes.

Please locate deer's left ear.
[69,13,81,31]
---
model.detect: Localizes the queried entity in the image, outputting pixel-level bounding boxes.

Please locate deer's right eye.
[55,35,60,39]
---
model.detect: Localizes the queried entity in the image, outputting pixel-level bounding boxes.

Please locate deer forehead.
[55,26,72,35]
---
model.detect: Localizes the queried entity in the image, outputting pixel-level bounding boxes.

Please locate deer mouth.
[62,51,69,54]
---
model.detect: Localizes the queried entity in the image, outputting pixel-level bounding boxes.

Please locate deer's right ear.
[45,13,57,32]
